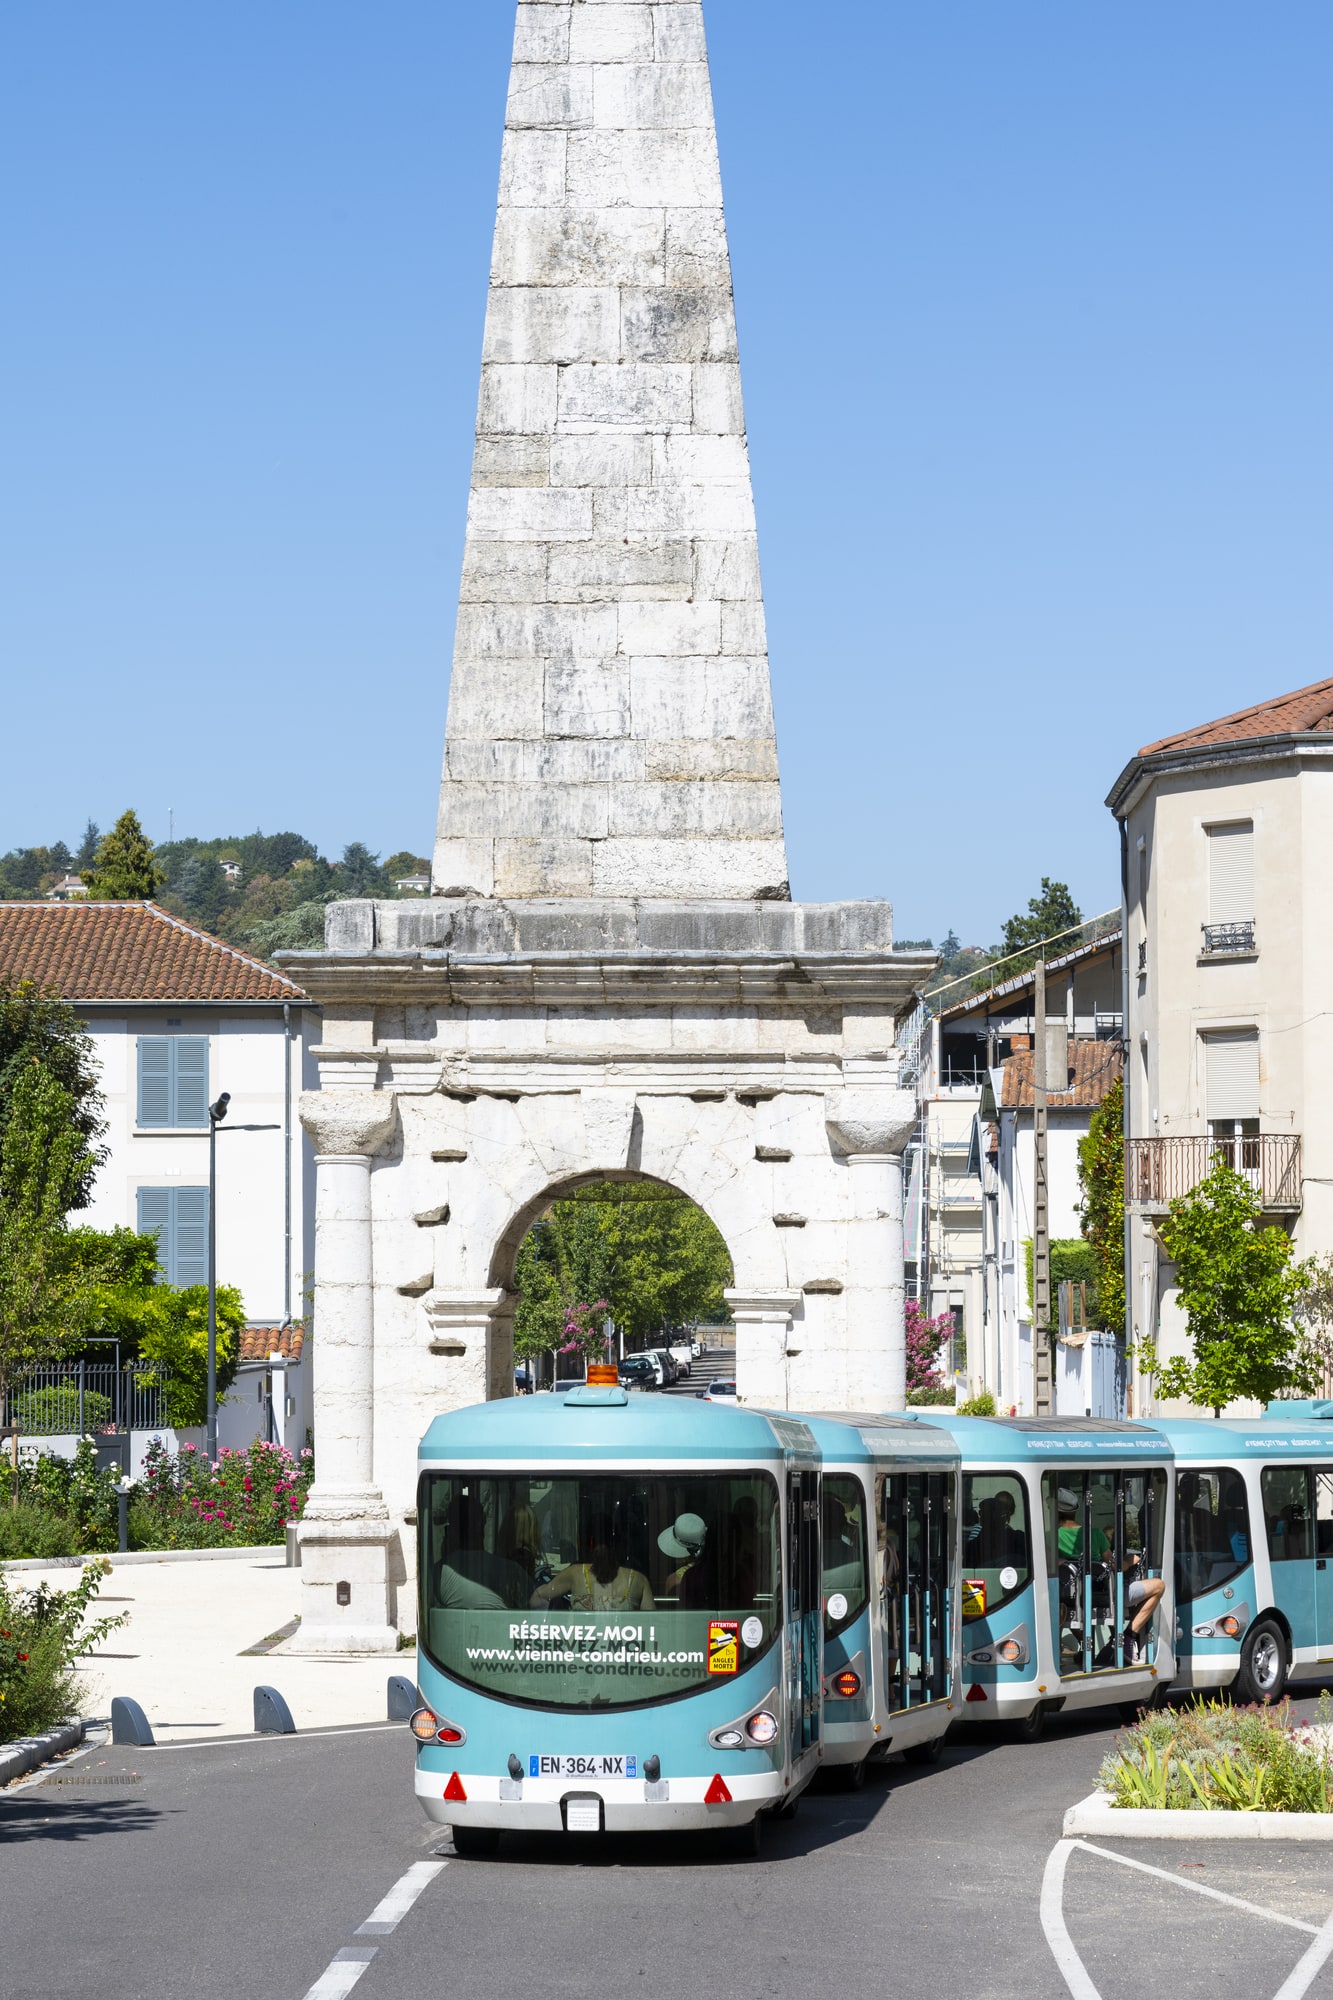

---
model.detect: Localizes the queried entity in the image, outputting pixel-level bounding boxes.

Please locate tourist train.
[410,1392,1333,1853]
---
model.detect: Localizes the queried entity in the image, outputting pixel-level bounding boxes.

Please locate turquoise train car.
[413,1386,824,1853]
[800,1414,961,1782]
[902,1413,1175,1734]
[1157,1404,1333,1703]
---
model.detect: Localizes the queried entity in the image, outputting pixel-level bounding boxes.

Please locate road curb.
[2,1545,285,1574]
[1064,1788,1333,1840]
[0,1718,87,1788]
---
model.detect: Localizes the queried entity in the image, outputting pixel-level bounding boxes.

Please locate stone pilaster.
[289,1091,400,1654]
[726,1290,803,1410]
[825,1087,916,1411]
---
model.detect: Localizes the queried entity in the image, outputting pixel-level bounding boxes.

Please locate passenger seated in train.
[436,1491,533,1609]
[530,1522,655,1613]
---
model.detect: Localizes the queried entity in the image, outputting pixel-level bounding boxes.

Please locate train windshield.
[960,1473,1031,1620]
[822,1475,869,1639]
[1176,1466,1251,1602]
[419,1470,780,1711]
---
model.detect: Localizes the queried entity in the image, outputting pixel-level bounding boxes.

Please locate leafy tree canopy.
[1144,1161,1315,1413]
[0,986,106,1211]
[0,1065,109,1394]
[1077,1076,1125,1335]
[999,878,1083,963]
[84,810,164,900]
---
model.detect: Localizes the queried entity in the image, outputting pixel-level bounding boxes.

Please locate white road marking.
[1270,1904,1333,2000]
[1040,1840,1103,2000]
[355,1860,447,1936]
[1074,1840,1321,1935]
[300,1947,378,1999]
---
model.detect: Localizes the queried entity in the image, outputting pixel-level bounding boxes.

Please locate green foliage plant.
[998,878,1083,976]
[0,1557,127,1741]
[84,809,164,899]
[1099,1696,1333,1813]
[957,1390,997,1417]
[131,1437,313,1548]
[1142,1160,1316,1413]
[0,984,106,1207]
[1077,1076,1125,1335]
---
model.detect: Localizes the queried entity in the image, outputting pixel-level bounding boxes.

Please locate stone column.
[726,1290,803,1409]
[826,1088,916,1412]
[290,1091,399,1654]
[422,1289,512,1408]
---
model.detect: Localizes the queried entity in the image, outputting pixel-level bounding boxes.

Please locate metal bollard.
[387,1674,421,1721]
[254,1685,297,1734]
[111,1696,155,1747]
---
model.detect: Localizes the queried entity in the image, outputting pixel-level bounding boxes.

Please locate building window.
[137,1036,209,1127]
[1203,1028,1260,1166]
[137,1187,209,1287]
[1203,822,1255,954]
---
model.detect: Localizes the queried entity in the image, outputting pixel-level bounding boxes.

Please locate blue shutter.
[137,1188,172,1276]
[173,1188,210,1289]
[138,1039,172,1125]
[173,1038,209,1127]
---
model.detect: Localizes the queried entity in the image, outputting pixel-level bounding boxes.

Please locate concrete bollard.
[387,1675,420,1721]
[110,1696,155,1748]
[254,1685,297,1735]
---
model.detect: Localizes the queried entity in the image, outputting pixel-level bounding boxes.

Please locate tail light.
[996,1640,1024,1665]
[438,1726,465,1744]
[831,1670,862,1699]
[410,1707,440,1743]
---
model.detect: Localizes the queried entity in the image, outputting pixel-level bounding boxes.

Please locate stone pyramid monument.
[286,1,933,1654]
[436,0,786,904]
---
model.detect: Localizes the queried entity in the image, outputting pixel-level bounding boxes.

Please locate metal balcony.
[1128,1133,1301,1211]
[1200,920,1257,956]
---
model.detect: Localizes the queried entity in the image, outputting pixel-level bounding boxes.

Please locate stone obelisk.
[435,0,788,903]
[286,0,935,1655]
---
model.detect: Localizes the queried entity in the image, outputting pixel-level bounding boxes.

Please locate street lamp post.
[207,1093,280,1462]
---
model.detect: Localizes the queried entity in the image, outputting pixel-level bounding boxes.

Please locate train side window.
[960,1472,1030,1620]
[822,1475,869,1639]
[1261,1466,1312,1562]
[1177,1467,1250,1601]
[1316,1471,1333,1558]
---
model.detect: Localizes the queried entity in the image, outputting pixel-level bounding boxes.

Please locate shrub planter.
[1065,1789,1333,1841]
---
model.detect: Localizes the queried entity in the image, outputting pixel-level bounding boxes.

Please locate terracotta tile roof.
[237,1323,306,1364]
[1139,676,1333,757]
[0,901,306,1003]
[1000,1037,1123,1111]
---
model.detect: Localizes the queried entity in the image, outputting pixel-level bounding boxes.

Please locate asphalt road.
[7,1695,1333,2000]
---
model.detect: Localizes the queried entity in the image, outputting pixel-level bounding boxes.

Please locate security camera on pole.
[207,1091,280,1462]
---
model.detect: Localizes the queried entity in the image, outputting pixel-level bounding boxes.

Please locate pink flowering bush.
[906,1302,953,1395]
[131,1438,315,1549]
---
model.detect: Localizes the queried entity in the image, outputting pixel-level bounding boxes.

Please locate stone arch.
[487,1167,736,1296]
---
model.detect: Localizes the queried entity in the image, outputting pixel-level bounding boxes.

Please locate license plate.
[529,1754,637,1779]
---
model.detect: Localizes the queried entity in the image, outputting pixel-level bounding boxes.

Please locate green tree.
[0,986,106,1211]
[75,820,101,869]
[1143,1161,1316,1413]
[60,1226,244,1424]
[513,1182,732,1359]
[84,810,164,900]
[339,842,386,897]
[1078,1076,1126,1334]
[999,878,1083,965]
[0,1066,107,1400]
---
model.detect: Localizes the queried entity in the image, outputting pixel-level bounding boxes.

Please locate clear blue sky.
[3,3,1330,944]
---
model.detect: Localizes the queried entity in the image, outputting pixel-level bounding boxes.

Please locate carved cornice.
[824,1087,916,1158]
[299,1090,397,1158]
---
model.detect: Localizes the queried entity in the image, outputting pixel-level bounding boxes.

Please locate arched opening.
[499,1174,735,1391]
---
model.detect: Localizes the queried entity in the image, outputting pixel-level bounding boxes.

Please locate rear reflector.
[965,1683,988,1703]
[703,1774,732,1804]
[444,1771,468,1802]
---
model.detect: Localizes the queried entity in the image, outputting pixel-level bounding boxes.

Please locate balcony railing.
[1128,1134,1301,1211]
[1201,920,1257,956]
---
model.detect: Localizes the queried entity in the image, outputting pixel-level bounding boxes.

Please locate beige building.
[1107,677,1333,1412]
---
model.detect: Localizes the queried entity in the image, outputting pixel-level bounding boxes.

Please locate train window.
[883,1471,952,1712]
[418,1470,780,1712]
[1261,1466,1312,1562]
[1176,1467,1251,1601]
[822,1475,868,1640]
[960,1473,1030,1621]
[1041,1468,1167,1675]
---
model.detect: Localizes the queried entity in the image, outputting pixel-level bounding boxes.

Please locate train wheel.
[835,1757,868,1790]
[452,1825,501,1859]
[903,1735,943,1767]
[725,1815,762,1858]
[1235,1619,1288,1705]
[1010,1702,1046,1743]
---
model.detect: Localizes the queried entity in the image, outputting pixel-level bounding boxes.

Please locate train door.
[1041,1466,1167,1674]
[786,1469,821,1760]
[1260,1465,1316,1655]
[883,1470,952,1709]
[1315,1470,1333,1652]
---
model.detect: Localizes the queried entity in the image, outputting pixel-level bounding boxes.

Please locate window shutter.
[173,1038,209,1127]
[1205,1029,1260,1121]
[137,1188,172,1274]
[173,1188,210,1289]
[138,1039,172,1125]
[1208,823,1254,925]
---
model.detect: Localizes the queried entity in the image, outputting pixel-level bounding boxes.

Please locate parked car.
[667,1342,693,1377]
[700,1377,738,1403]
[690,1338,704,1360]
[625,1351,666,1387]
[618,1356,658,1391]
[645,1348,677,1385]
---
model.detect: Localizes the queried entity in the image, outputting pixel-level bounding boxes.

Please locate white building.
[1108,677,1333,1413]
[0,900,321,1449]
